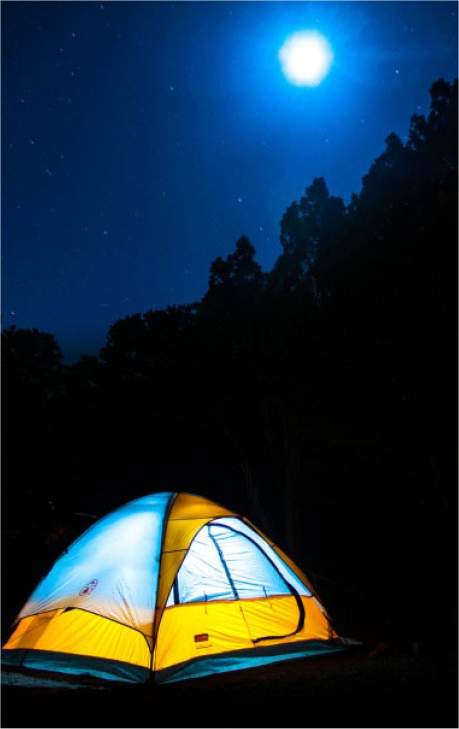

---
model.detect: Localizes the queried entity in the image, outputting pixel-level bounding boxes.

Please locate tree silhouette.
[271,177,345,294]
[2,325,62,384]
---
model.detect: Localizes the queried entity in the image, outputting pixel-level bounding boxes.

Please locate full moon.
[279,31,333,87]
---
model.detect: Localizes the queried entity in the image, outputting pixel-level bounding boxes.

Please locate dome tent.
[3,492,345,683]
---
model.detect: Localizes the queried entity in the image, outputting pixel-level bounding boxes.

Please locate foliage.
[2,325,62,383]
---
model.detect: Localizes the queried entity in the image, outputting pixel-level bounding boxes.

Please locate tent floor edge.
[1,648,149,684]
[155,638,347,684]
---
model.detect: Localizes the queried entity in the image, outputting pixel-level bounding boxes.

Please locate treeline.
[3,79,457,645]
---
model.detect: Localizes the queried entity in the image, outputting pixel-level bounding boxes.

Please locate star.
[237,197,243,204]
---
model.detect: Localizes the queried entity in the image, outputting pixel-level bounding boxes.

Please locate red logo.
[194,633,209,643]
[79,579,98,596]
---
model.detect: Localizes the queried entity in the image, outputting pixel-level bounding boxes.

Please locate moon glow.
[279,31,333,87]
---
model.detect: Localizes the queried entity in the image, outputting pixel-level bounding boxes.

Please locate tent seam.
[151,492,177,675]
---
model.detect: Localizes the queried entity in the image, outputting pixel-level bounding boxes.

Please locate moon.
[279,31,333,87]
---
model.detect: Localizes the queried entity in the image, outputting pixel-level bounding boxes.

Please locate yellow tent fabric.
[3,492,342,683]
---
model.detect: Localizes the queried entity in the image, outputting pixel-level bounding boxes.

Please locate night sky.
[3,1,457,361]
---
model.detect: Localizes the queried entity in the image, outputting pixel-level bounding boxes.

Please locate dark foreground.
[2,647,458,728]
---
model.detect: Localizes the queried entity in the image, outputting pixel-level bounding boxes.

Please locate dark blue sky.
[3,1,457,361]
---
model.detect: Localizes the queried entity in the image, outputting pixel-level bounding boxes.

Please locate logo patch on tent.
[194,633,209,643]
[79,579,98,596]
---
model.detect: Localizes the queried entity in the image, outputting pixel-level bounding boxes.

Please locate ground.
[2,646,457,728]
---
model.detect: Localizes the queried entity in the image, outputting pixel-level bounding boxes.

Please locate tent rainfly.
[3,492,346,683]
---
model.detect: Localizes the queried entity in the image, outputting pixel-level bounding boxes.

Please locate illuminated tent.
[3,492,344,683]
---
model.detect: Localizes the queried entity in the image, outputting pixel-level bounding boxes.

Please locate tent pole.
[149,492,177,680]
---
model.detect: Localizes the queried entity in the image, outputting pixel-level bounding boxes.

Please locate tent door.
[208,524,304,644]
[241,592,304,644]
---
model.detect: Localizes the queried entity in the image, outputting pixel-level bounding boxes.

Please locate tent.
[3,492,345,683]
